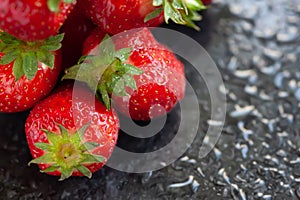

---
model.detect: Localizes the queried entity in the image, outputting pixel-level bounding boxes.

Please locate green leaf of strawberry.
[63,34,143,110]
[23,52,38,80]
[47,0,76,12]
[145,0,207,30]
[28,123,107,181]
[47,0,61,12]
[12,57,24,80]
[0,32,64,80]
[76,165,92,178]
[144,7,164,22]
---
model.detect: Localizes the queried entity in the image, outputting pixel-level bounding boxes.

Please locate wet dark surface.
[1,0,300,199]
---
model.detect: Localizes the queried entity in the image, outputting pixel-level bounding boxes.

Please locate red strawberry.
[80,0,207,35]
[60,3,96,68]
[0,32,63,113]
[26,82,119,180]
[112,29,186,120]
[64,28,186,121]
[0,0,76,41]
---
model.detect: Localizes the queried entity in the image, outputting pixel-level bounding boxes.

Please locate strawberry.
[80,0,207,35]
[64,28,186,121]
[0,0,76,41]
[0,32,63,113]
[26,82,119,180]
[60,3,95,68]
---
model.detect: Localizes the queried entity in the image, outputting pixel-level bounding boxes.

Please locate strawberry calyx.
[145,0,207,30]
[63,35,143,110]
[47,0,76,12]
[0,31,64,80]
[28,123,106,181]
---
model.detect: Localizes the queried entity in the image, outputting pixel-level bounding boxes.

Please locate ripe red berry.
[0,32,63,113]
[0,0,76,41]
[64,28,186,121]
[112,29,186,120]
[26,82,119,180]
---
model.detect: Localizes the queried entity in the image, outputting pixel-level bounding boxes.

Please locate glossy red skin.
[0,0,76,41]
[121,48,185,120]
[0,51,61,113]
[80,0,164,35]
[115,29,185,120]
[84,28,186,120]
[25,83,120,177]
[60,3,95,68]
[82,27,105,55]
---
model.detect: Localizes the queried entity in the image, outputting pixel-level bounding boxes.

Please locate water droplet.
[230,105,255,118]
[244,85,258,95]
[263,47,283,61]
[234,69,256,79]
[228,56,238,71]
[277,26,299,42]
[259,62,281,75]
[229,3,259,19]
[240,21,253,32]
[294,88,300,101]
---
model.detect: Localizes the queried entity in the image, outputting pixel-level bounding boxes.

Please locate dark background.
[1,0,300,199]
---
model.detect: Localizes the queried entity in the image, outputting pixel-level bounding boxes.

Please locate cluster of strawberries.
[0,0,210,180]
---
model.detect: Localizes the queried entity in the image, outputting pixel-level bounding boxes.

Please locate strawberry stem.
[145,0,207,30]
[62,35,143,110]
[28,123,106,181]
[0,32,63,80]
